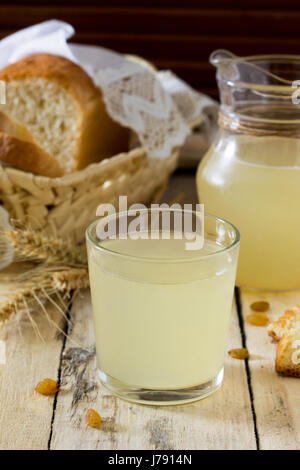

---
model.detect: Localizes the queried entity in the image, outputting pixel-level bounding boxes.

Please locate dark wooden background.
[1,1,300,97]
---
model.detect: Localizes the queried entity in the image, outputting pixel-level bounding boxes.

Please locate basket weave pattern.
[0,147,178,244]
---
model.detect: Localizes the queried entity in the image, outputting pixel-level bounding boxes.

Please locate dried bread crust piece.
[276,329,300,378]
[0,131,63,177]
[267,305,300,342]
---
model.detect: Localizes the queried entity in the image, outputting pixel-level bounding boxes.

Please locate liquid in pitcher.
[197,135,300,290]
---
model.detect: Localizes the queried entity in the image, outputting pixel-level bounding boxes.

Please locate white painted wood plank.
[0,303,65,450]
[240,289,300,450]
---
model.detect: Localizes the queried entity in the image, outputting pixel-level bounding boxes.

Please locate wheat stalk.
[0,223,90,324]
[0,265,89,322]
[52,268,89,292]
[0,284,52,322]
[5,228,87,266]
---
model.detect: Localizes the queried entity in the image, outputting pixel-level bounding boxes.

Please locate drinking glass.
[86,208,239,405]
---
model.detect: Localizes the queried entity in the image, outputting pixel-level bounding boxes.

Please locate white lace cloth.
[0,20,217,159]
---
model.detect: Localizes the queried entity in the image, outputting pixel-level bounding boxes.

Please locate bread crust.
[0,132,63,177]
[276,330,300,378]
[0,54,129,172]
[0,111,35,143]
[0,53,99,105]
[268,305,300,342]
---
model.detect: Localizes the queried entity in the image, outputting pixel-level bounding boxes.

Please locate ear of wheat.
[0,265,89,322]
[0,222,90,325]
[52,268,89,292]
[5,227,87,266]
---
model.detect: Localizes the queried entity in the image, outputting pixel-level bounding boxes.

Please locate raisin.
[250,301,269,312]
[246,312,269,326]
[35,378,59,396]
[228,348,249,360]
[85,409,101,428]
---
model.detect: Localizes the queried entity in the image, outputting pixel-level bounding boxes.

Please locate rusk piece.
[268,305,300,342]
[276,329,300,378]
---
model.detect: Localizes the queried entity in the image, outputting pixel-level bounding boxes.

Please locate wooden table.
[0,173,299,450]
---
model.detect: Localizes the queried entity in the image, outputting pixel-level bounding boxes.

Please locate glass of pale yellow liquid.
[86,209,239,405]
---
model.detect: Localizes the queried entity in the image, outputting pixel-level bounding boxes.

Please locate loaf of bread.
[0,54,128,176]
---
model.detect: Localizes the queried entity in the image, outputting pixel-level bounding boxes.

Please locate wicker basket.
[0,146,178,244]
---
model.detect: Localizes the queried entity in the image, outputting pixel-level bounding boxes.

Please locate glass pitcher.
[197,50,300,290]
